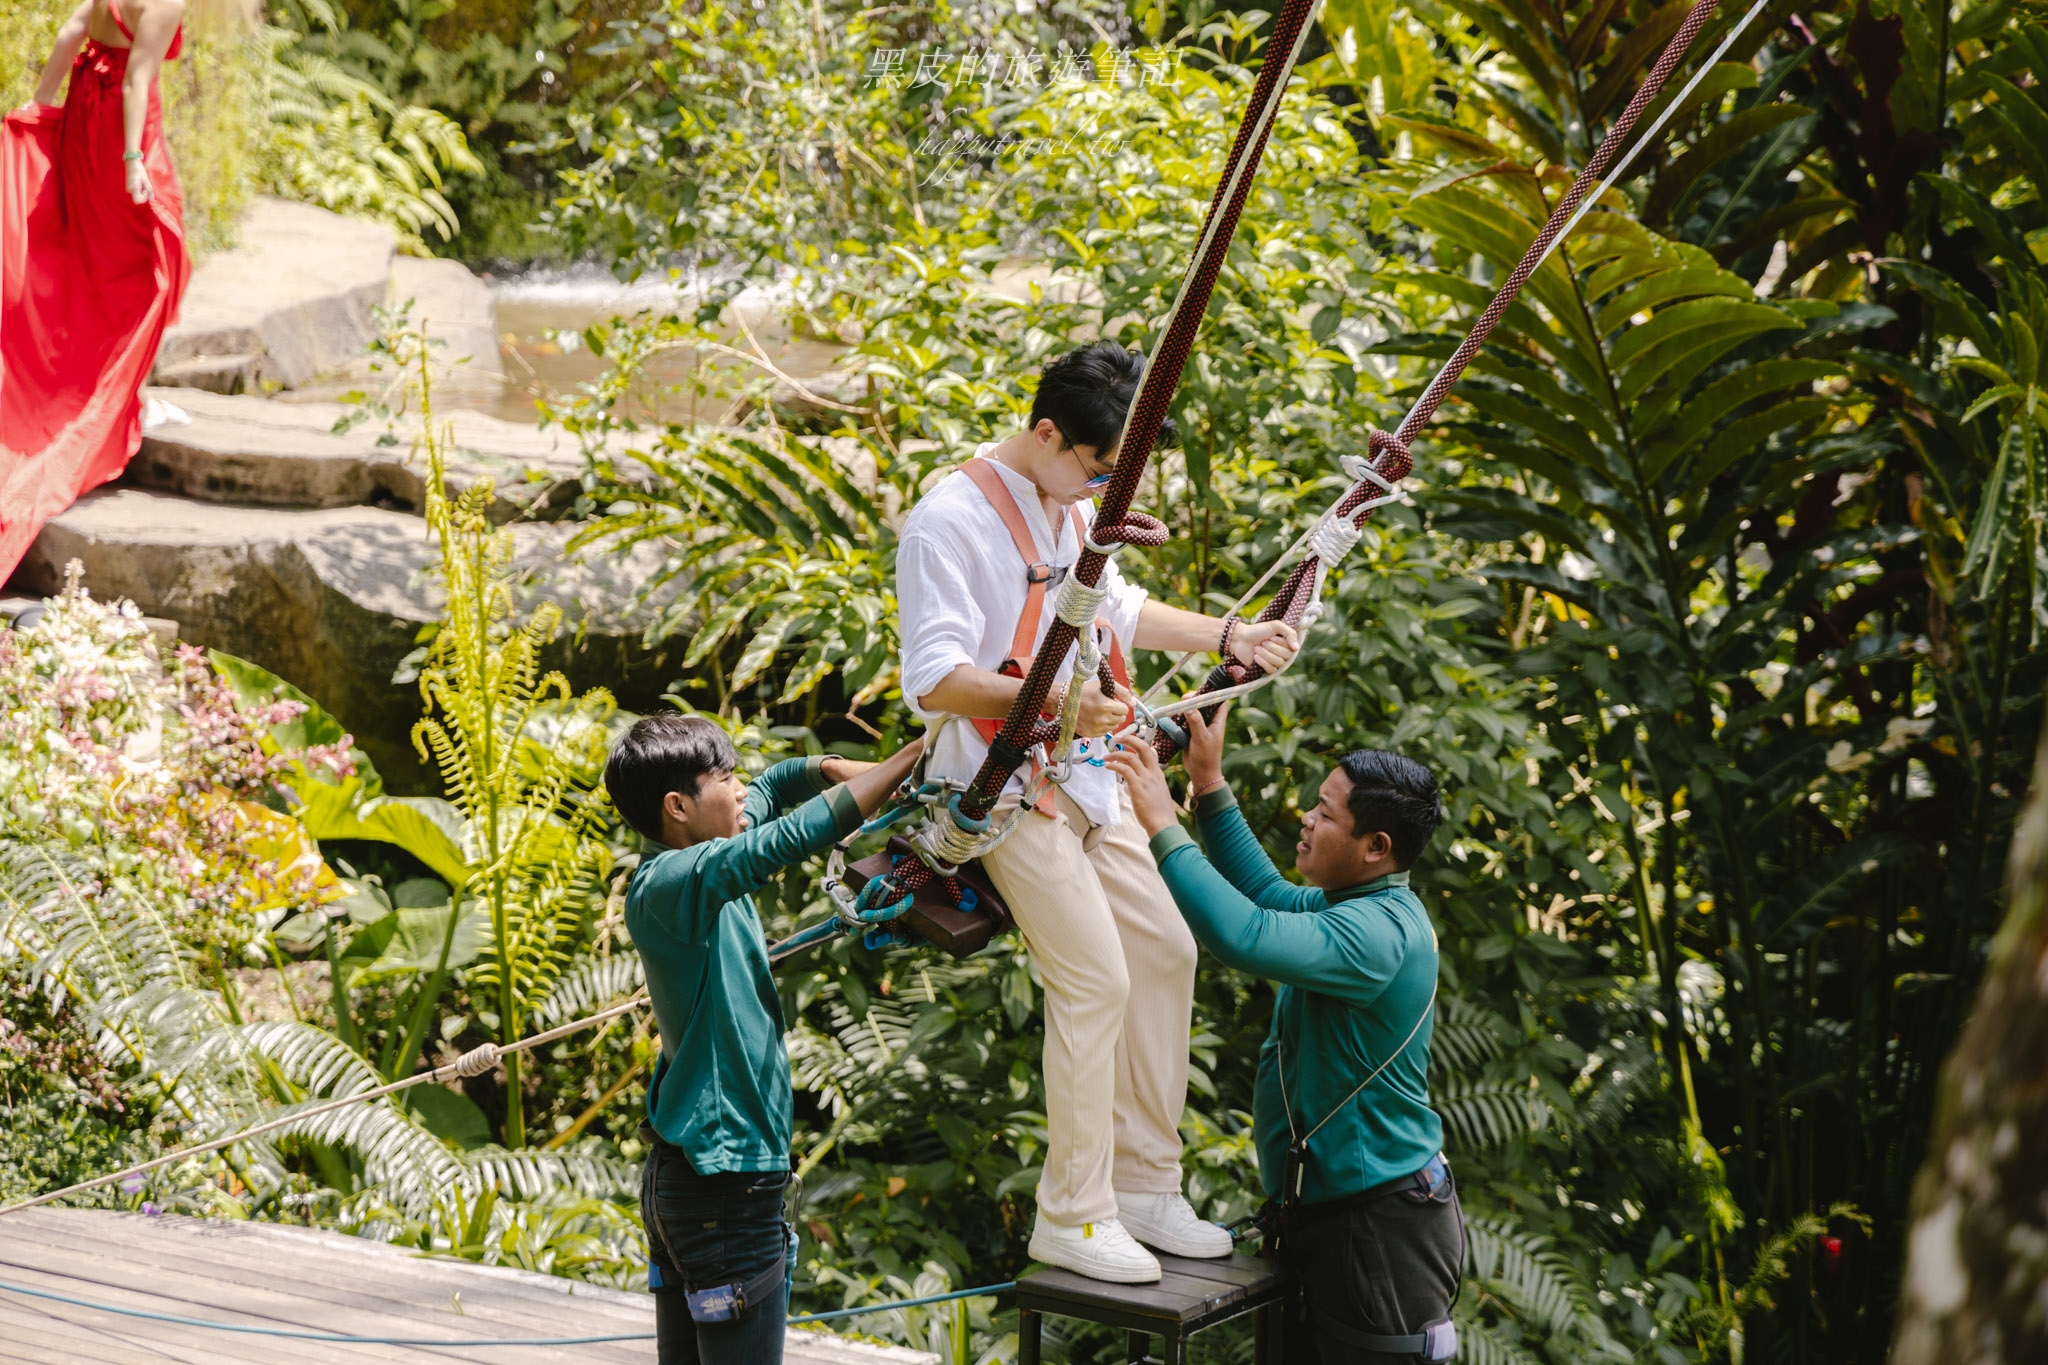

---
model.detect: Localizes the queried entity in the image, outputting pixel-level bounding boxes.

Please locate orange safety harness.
[957,457,1131,817]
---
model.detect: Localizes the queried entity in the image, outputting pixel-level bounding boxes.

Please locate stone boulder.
[12,490,680,790]
[155,200,396,393]
[130,389,584,520]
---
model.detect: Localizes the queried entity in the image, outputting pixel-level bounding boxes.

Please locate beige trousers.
[980,786,1199,1226]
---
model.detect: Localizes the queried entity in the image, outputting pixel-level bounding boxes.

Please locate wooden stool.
[1015,1250,1291,1364]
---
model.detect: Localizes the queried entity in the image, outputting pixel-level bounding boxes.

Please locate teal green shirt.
[1150,788,1443,1204]
[626,757,860,1173]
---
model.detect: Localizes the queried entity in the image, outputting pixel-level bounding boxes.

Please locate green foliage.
[257,31,484,250]
[1337,1,2048,1359]
[537,0,2048,1359]
[0,0,480,253]
[400,324,621,1147]
[274,0,647,261]
[0,457,646,1285]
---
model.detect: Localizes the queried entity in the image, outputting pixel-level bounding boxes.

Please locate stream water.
[477,267,845,426]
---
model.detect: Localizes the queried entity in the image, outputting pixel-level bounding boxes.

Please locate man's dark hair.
[603,714,739,844]
[1336,750,1442,870]
[1029,341,1177,458]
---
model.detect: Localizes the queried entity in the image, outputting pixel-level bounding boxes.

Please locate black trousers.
[1273,1168,1466,1364]
[639,1131,794,1365]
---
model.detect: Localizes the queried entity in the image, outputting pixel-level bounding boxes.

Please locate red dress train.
[0,6,190,584]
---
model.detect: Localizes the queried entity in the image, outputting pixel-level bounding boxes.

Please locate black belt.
[1289,1151,1451,1227]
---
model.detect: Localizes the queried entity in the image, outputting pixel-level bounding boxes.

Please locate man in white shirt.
[895,342,1300,1282]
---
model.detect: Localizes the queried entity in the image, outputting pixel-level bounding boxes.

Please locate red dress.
[0,1,190,584]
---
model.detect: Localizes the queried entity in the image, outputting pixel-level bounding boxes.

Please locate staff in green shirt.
[1107,708,1463,1364]
[604,714,924,1365]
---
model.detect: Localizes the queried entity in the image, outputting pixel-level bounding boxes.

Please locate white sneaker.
[1027,1213,1162,1283]
[1116,1189,1235,1259]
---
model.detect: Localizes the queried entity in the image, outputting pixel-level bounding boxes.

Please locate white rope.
[1052,575,1110,628]
[1303,514,1362,568]
[1338,454,1396,491]
[0,994,649,1218]
[1138,448,1402,709]
[1391,0,1774,439]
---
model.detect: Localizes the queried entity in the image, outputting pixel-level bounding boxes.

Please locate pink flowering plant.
[0,562,356,961]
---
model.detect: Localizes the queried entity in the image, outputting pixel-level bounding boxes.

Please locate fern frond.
[531,952,644,1025]
[1430,993,1516,1075]
[463,1145,638,1201]
[1437,1078,1550,1150]
[1446,1313,1547,1365]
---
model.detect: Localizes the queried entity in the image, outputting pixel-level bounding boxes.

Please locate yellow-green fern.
[401,328,617,1148]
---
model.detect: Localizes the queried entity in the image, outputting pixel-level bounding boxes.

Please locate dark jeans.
[1274,1166,1466,1363]
[640,1135,795,1365]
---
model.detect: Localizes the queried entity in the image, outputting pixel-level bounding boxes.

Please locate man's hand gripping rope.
[1117,433,1410,754]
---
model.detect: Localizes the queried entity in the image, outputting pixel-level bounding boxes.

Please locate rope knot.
[1083,511,1170,555]
[1366,427,1414,484]
[446,1042,502,1080]
[1304,515,1362,567]
[1334,429,1414,523]
[1052,574,1110,629]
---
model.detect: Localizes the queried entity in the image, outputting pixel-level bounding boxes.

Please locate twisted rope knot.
[1333,429,1414,523]
[1084,511,1170,554]
[1304,514,1362,567]
[441,1042,502,1081]
[1366,427,1414,482]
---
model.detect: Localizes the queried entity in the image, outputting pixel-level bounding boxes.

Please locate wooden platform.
[1016,1250,1289,1363]
[0,1208,936,1364]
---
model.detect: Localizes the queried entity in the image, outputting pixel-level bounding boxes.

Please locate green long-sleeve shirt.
[1149,788,1444,1205]
[626,756,861,1173]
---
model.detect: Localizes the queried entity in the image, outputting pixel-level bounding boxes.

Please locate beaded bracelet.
[1219,617,1238,662]
[122,150,143,162]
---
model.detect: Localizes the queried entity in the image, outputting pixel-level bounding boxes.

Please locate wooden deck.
[0,1208,936,1364]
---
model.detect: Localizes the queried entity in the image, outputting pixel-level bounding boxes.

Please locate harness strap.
[734,1251,789,1313]
[959,457,1067,665]
[1310,1308,1458,1362]
[957,458,1128,816]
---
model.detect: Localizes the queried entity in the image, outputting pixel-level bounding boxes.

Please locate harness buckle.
[1025,562,1054,585]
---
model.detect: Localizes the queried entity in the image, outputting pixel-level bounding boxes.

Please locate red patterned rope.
[1160,0,1730,738]
[958,0,1325,816]
[1388,0,1723,450]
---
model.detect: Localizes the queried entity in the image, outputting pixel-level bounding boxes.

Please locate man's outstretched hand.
[1181,702,1230,793]
[1106,735,1179,837]
[827,738,926,818]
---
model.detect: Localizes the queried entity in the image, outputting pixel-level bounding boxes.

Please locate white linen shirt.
[896,445,1148,826]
